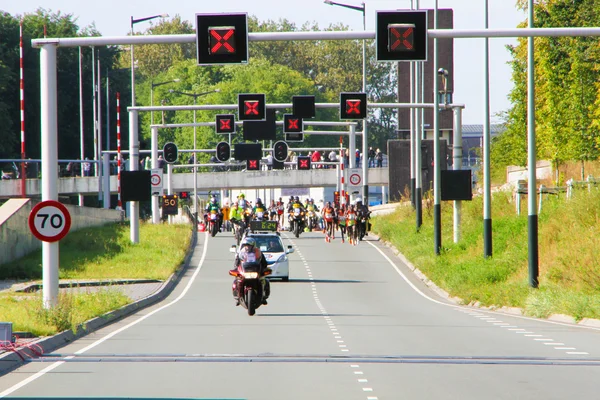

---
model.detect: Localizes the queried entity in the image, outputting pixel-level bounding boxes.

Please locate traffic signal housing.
[340,92,367,120]
[216,142,231,162]
[376,10,428,62]
[179,191,189,199]
[292,96,316,118]
[216,114,236,134]
[163,142,178,163]
[196,13,248,65]
[297,156,311,170]
[283,114,303,133]
[273,141,288,163]
[246,159,260,171]
[238,93,266,121]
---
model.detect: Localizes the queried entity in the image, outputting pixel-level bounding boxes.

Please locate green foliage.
[372,187,600,321]
[0,222,191,280]
[498,0,600,171]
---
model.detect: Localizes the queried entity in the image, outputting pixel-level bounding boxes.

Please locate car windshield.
[252,236,284,252]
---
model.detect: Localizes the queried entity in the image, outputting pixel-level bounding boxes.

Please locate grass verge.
[372,188,600,321]
[0,222,192,335]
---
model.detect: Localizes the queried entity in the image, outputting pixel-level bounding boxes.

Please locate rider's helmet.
[310,198,314,203]
[289,196,294,202]
[256,198,262,205]
[354,196,362,205]
[210,196,217,204]
[238,193,245,199]
[241,237,256,251]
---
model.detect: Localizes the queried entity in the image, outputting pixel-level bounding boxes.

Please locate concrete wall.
[0,199,123,267]
[506,161,552,184]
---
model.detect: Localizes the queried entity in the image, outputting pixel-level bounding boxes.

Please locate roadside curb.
[0,226,199,377]
[369,232,600,328]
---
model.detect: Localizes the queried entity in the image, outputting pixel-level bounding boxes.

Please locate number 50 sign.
[28,200,72,242]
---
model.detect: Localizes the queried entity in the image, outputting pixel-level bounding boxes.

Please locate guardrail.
[514,176,599,215]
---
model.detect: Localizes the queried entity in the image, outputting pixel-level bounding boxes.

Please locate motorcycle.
[289,207,305,238]
[207,209,220,237]
[229,250,272,316]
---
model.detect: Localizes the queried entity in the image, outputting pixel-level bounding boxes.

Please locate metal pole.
[106,68,110,152]
[40,44,59,309]
[433,1,442,255]
[150,82,154,126]
[102,152,110,209]
[117,92,122,211]
[453,107,463,243]
[409,0,415,208]
[19,20,26,197]
[410,60,415,208]
[130,18,136,107]
[193,97,198,226]
[151,126,159,223]
[78,46,84,206]
[129,109,139,243]
[92,47,97,177]
[415,60,423,230]
[361,3,369,205]
[483,0,493,257]
[527,0,539,287]
[97,55,103,204]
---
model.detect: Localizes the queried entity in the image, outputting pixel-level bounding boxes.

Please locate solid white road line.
[0,231,210,398]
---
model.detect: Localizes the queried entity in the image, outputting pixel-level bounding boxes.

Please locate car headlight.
[276,254,287,263]
[242,272,259,279]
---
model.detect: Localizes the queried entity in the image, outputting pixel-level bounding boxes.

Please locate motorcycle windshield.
[241,262,261,272]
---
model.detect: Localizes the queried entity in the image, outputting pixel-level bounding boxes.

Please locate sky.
[3,0,526,125]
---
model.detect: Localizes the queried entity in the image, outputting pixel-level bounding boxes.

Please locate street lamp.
[324,0,368,204]
[168,89,221,224]
[130,13,168,107]
[437,68,450,108]
[151,79,180,126]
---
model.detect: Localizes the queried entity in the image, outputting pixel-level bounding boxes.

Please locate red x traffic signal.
[283,114,303,133]
[297,156,311,170]
[196,13,248,65]
[388,24,415,52]
[376,10,427,62]
[209,27,236,54]
[238,93,266,121]
[216,114,235,134]
[340,92,367,120]
[246,159,260,171]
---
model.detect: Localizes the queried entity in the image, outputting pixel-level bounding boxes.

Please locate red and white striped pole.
[340,136,346,206]
[19,19,26,197]
[116,92,122,210]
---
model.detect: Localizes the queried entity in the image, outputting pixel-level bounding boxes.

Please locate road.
[1,231,600,399]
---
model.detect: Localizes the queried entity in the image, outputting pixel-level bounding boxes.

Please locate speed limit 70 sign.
[28,200,72,242]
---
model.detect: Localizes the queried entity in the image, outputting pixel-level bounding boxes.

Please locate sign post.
[28,200,72,308]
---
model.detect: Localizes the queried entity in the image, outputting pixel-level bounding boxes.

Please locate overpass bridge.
[0,168,389,198]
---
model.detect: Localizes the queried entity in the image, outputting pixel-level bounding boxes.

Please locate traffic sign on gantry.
[376,10,428,62]
[196,13,248,65]
[340,92,367,120]
[238,93,266,121]
[216,114,236,133]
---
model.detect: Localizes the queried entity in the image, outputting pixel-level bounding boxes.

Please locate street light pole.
[168,89,220,225]
[129,13,167,243]
[151,79,180,126]
[324,0,368,204]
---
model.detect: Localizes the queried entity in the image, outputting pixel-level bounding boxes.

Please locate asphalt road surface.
[1,231,600,399]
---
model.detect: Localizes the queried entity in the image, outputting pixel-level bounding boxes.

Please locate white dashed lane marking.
[291,240,377,400]
[455,308,591,357]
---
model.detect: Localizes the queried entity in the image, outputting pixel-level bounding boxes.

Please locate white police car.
[231,230,294,281]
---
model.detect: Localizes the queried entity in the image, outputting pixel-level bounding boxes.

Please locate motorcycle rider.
[305,198,319,231]
[287,196,306,232]
[253,198,268,221]
[230,237,270,306]
[204,195,222,231]
[229,201,244,235]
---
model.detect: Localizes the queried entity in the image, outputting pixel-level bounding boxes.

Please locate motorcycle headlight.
[242,271,259,279]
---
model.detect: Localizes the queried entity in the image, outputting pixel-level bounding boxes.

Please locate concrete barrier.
[0,199,123,267]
